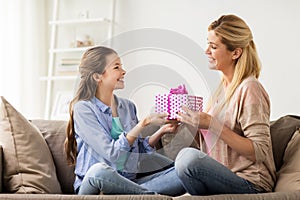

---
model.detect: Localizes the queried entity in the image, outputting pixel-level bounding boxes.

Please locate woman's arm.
[178,108,256,162]
[178,80,271,163]
[209,116,256,162]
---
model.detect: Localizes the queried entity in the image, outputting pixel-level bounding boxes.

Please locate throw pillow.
[30,119,75,194]
[275,128,300,191]
[0,96,62,193]
[270,115,300,171]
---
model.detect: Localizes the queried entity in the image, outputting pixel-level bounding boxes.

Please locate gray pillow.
[270,115,300,171]
[275,128,300,191]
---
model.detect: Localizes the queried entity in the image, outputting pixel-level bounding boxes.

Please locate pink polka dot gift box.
[155,84,203,120]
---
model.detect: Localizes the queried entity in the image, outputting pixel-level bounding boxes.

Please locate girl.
[65,46,185,196]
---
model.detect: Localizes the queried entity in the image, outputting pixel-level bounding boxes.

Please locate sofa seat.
[0,191,299,200]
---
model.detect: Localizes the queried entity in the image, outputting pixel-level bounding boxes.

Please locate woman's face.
[205,30,236,74]
[101,53,126,90]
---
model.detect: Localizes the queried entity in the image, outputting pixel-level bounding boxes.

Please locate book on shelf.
[57,58,81,72]
[60,58,81,65]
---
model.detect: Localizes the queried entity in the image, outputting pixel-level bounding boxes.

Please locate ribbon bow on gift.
[169,84,188,94]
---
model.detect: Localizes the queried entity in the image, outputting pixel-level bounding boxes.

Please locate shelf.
[49,18,110,25]
[40,76,78,81]
[43,0,116,119]
[49,46,94,53]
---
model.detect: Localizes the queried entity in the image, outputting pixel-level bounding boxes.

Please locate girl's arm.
[74,101,132,162]
[148,123,178,148]
[125,113,169,146]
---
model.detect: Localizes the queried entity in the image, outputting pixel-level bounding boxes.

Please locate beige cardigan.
[201,76,276,192]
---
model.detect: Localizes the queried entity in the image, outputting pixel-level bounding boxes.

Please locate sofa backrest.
[27,115,300,193]
[30,120,75,194]
[0,145,2,193]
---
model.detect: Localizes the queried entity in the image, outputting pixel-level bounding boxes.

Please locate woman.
[64,46,185,196]
[175,14,276,195]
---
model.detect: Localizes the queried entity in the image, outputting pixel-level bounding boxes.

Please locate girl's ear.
[92,73,102,82]
[232,48,242,60]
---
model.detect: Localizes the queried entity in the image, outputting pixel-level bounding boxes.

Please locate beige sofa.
[0,96,300,200]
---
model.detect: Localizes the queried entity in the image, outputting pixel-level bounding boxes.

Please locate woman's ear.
[232,48,242,60]
[92,73,102,82]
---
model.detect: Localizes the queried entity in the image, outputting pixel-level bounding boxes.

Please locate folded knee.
[175,148,206,175]
[85,163,116,179]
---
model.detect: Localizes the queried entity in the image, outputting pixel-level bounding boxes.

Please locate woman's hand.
[177,106,212,129]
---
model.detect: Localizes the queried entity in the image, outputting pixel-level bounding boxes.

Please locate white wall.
[0,0,47,119]
[2,1,298,121]
[113,0,300,120]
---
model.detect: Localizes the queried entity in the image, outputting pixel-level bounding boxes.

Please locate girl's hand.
[159,122,179,134]
[148,120,180,148]
[177,106,212,129]
[140,113,168,127]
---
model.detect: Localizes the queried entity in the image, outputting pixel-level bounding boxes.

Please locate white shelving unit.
[42,0,116,119]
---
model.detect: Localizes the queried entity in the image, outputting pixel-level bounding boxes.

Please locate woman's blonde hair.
[208,14,261,110]
[65,46,117,165]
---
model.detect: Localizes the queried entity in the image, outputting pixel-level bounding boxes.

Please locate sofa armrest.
[0,145,3,193]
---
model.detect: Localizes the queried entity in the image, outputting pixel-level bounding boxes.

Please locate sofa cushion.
[274,128,300,192]
[30,119,75,194]
[0,96,62,194]
[161,125,199,160]
[0,145,3,192]
[270,115,300,171]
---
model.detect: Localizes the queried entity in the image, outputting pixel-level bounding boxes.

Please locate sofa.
[0,96,300,200]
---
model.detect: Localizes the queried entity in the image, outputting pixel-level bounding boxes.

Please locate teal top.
[111,117,124,140]
[111,117,129,171]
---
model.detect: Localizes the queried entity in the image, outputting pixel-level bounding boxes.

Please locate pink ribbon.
[167,84,188,119]
[169,84,188,94]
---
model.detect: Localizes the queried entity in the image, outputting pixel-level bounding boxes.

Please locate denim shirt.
[73,96,155,192]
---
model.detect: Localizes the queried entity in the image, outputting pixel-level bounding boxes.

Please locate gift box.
[155,84,203,119]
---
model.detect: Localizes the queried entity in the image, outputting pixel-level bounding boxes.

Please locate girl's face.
[205,30,236,74]
[101,53,126,90]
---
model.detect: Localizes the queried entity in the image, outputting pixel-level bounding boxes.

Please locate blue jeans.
[77,162,185,196]
[175,147,263,195]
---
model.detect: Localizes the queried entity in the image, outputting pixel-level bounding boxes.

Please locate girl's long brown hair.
[65,46,117,165]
